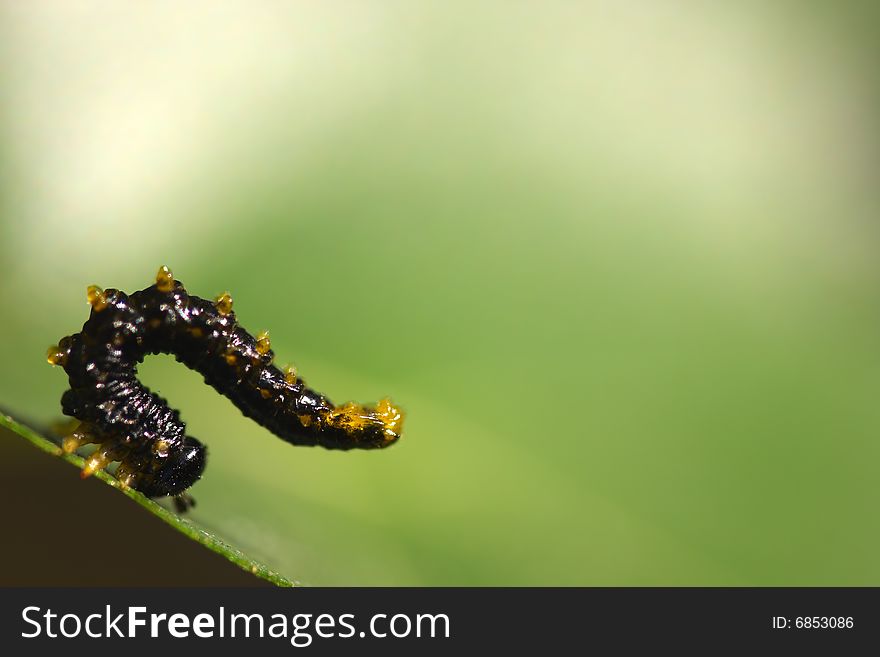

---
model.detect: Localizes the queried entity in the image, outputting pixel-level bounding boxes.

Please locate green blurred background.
[0,1,878,585]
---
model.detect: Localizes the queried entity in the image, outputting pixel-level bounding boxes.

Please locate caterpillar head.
[137,437,207,498]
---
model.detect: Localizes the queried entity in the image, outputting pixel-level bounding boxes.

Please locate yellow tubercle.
[283,364,298,385]
[155,265,175,292]
[62,436,80,454]
[86,285,109,312]
[80,451,111,479]
[322,398,404,441]
[255,330,271,355]
[325,402,375,432]
[46,344,67,367]
[152,439,170,457]
[214,291,233,315]
[375,398,405,442]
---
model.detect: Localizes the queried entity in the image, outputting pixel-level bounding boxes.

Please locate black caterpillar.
[47,266,403,508]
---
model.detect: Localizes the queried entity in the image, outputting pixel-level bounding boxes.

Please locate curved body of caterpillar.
[46,266,403,504]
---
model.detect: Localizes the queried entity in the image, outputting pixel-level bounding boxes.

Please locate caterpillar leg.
[80,434,130,480]
[48,417,81,442]
[173,493,197,513]
[114,457,142,490]
[56,421,139,485]
[59,422,100,455]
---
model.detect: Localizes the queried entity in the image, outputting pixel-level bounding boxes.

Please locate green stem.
[0,411,297,587]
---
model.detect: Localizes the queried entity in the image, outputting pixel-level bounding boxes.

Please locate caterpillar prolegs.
[46,266,403,508]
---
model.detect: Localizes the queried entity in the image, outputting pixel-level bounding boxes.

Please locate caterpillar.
[46,266,403,509]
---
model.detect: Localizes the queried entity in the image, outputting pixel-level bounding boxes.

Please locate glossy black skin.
[56,279,392,498]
